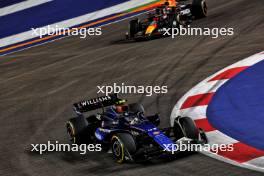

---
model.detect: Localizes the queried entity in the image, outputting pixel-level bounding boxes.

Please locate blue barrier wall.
[0,0,25,8]
[0,0,130,38]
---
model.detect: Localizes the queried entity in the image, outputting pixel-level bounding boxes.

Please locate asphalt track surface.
[0,0,264,176]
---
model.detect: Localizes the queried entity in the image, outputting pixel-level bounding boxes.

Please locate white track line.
[178,106,207,120]
[0,0,52,17]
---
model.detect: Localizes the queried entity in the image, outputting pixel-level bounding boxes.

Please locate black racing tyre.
[66,117,89,145]
[174,14,180,27]
[111,133,137,163]
[192,0,207,19]
[128,103,145,114]
[129,19,140,38]
[199,128,208,144]
[168,14,177,28]
[173,120,185,140]
[180,117,199,140]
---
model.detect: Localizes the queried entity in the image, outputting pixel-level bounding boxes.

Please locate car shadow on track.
[81,151,198,175]
[110,35,169,45]
[26,147,198,174]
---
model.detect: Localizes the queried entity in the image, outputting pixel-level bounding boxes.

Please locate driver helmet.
[164,1,170,6]
[115,105,128,113]
[113,99,128,114]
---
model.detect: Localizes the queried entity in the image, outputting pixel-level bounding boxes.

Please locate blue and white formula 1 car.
[66,94,207,163]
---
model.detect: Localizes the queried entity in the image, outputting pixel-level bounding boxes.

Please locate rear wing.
[73,94,126,114]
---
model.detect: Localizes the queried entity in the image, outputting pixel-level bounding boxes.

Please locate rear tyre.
[66,117,89,145]
[129,19,141,38]
[180,117,199,140]
[111,133,136,163]
[192,0,207,19]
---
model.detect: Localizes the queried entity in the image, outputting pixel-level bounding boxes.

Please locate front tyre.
[192,0,207,19]
[173,119,185,140]
[180,117,199,140]
[111,133,136,163]
[199,128,208,144]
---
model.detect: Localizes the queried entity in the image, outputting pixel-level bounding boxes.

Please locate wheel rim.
[66,123,75,143]
[177,14,180,24]
[113,141,121,157]
[112,136,125,163]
